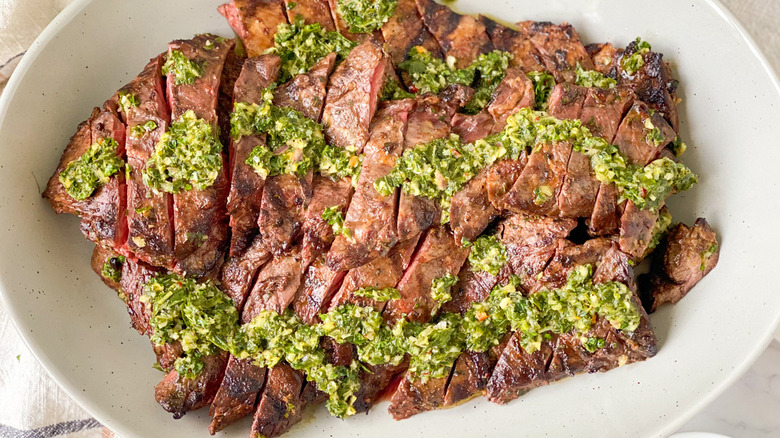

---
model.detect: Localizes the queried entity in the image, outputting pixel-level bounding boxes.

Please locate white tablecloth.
[0,1,778,437]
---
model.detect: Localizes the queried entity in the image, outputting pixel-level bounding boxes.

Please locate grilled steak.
[547,83,587,120]
[273,52,337,121]
[618,201,659,260]
[449,168,497,244]
[322,38,387,151]
[301,175,353,267]
[486,67,535,132]
[589,182,621,236]
[218,0,288,57]
[614,100,676,166]
[557,143,599,219]
[415,0,493,69]
[486,156,528,211]
[283,0,335,30]
[580,85,635,142]
[519,21,594,83]
[91,244,124,292]
[328,100,415,271]
[451,111,494,143]
[228,55,281,257]
[480,16,546,73]
[208,356,267,434]
[292,255,347,324]
[250,364,307,438]
[155,351,230,419]
[382,0,443,66]
[502,140,572,217]
[242,248,305,319]
[640,218,719,311]
[221,236,272,309]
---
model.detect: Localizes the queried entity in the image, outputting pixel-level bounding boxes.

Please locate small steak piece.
[91,244,124,291]
[330,235,420,312]
[273,52,337,121]
[618,201,659,260]
[537,238,612,289]
[388,374,451,420]
[353,362,408,413]
[220,237,272,309]
[228,55,281,257]
[486,335,554,404]
[218,0,288,57]
[292,255,347,324]
[381,0,443,65]
[208,356,267,434]
[322,38,387,151]
[384,226,470,323]
[481,16,546,72]
[122,54,174,267]
[579,85,635,142]
[486,156,528,211]
[283,0,335,30]
[641,219,719,311]
[155,351,229,419]
[588,42,621,77]
[301,175,353,267]
[166,35,234,277]
[250,364,306,438]
[618,41,679,131]
[614,101,676,166]
[442,260,502,315]
[502,141,572,217]
[443,351,492,406]
[547,83,587,120]
[557,145,599,219]
[257,172,314,255]
[328,100,414,271]
[415,0,493,69]
[449,168,497,244]
[486,68,535,132]
[451,111,494,143]
[588,182,621,236]
[519,21,594,83]
[242,248,305,320]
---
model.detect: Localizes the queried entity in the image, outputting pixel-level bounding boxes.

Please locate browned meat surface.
[257,172,314,255]
[43,118,97,216]
[442,261,499,315]
[283,0,335,30]
[481,16,546,72]
[443,351,492,406]
[221,237,272,309]
[486,334,553,404]
[451,111,494,143]
[589,182,621,236]
[242,248,305,320]
[384,226,469,323]
[537,238,612,289]
[208,356,267,434]
[486,156,528,211]
[547,83,587,120]
[218,0,288,57]
[618,41,679,131]
[614,101,676,166]
[227,55,281,257]
[588,42,620,77]
[292,255,347,324]
[322,38,387,150]
[155,351,229,419]
[301,175,353,267]
[389,374,451,420]
[166,35,233,277]
[415,0,493,69]
[580,85,635,142]
[250,364,306,438]
[328,100,414,271]
[449,168,496,244]
[618,201,659,260]
[640,219,719,311]
[520,21,594,83]
[91,244,124,292]
[557,146,599,219]
[330,235,420,312]
[502,141,572,217]
[273,53,336,121]
[353,362,407,413]
[121,55,174,267]
[486,68,535,132]
[382,0,443,65]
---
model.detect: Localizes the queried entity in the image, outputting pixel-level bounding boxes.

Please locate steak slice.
[415,0,493,69]
[451,111,494,143]
[557,143,599,219]
[292,255,347,324]
[579,85,635,142]
[322,38,387,151]
[443,350,493,406]
[486,67,535,133]
[588,182,621,236]
[480,16,546,73]
[301,175,353,267]
[155,351,230,419]
[547,83,587,120]
[618,201,659,260]
[502,140,572,217]
[614,100,676,166]
[383,226,470,324]
[640,218,719,312]
[283,0,335,30]
[618,41,679,131]
[486,156,528,211]
[536,238,613,290]
[258,172,314,255]
[381,0,443,66]
[486,335,554,404]
[122,54,174,267]
[449,168,497,244]
[250,363,307,438]
[91,244,124,292]
[220,237,272,309]
[388,372,453,420]
[519,21,594,84]
[218,0,288,57]
[328,100,415,271]
[208,356,267,434]
[273,52,337,121]
[242,248,305,319]
[167,35,234,277]
[228,55,281,257]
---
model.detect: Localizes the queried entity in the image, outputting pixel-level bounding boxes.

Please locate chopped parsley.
[353,286,402,301]
[646,208,672,255]
[466,235,507,276]
[143,110,223,193]
[380,79,415,101]
[322,206,350,237]
[59,137,124,200]
[621,37,652,76]
[463,51,513,114]
[268,16,357,82]
[575,63,616,89]
[526,71,556,110]
[101,255,126,283]
[162,50,204,85]
[117,92,139,114]
[130,120,158,138]
[336,0,398,34]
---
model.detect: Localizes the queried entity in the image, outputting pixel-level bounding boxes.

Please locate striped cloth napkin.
[0,0,777,437]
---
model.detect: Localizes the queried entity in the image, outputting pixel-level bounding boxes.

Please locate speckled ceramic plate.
[1,0,779,437]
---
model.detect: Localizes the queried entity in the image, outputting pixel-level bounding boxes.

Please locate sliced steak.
[322,38,387,151]
[242,248,305,319]
[292,255,347,324]
[449,168,497,244]
[443,350,493,406]
[283,0,335,30]
[328,100,415,271]
[547,83,587,120]
[250,363,307,438]
[614,100,676,166]
[451,111,494,143]
[519,21,594,83]
[155,351,229,419]
[618,41,679,131]
[228,55,281,257]
[220,237,272,309]
[208,356,267,434]
[486,156,528,211]
[301,175,353,267]
[381,0,443,66]
[383,226,470,323]
[640,218,719,311]
[537,238,613,290]
[580,85,635,142]
[218,0,288,57]
[557,143,599,219]
[122,54,174,267]
[166,35,234,277]
[486,67,535,132]
[388,372,453,420]
[480,16,546,72]
[273,52,336,121]
[415,0,493,69]
[486,334,554,404]
[502,140,572,217]
[257,172,314,255]
[588,182,621,236]
[618,201,659,260]
[91,244,124,292]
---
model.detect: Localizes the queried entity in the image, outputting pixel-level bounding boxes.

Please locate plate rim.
[0,0,778,436]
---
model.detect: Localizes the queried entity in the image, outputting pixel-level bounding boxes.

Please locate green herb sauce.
[118,92,139,114]
[130,120,158,138]
[352,286,402,301]
[621,37,652,76]
[430,273,458,308]
[101,255,126,283]
[142,110,223,193]
[162,50,204,85]
[466,235,507,276]
[336,0,398,34]
[647,208,672,254]
[59,137,124,200]
[380,79,415,101]
[526,71,556,111]
[575,63,617,89]
[322,205,351,237]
